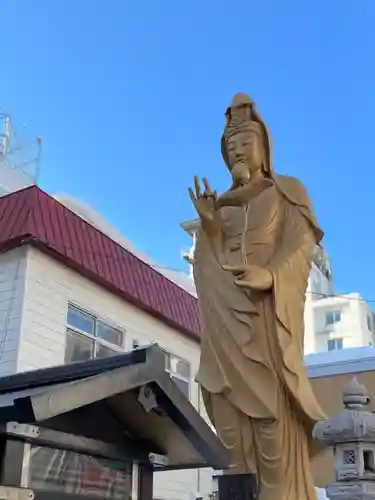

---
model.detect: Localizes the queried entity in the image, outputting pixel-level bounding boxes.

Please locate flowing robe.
[193,175,327,500]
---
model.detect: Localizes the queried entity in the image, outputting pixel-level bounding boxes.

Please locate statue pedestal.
[218,473,257,500]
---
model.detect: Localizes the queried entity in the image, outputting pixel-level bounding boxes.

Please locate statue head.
[221,93,272,187]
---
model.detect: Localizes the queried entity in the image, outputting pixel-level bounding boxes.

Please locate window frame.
[327,338,343,351]
[65,328,97,364]
[325,309,341,326]
[65,304,125,364]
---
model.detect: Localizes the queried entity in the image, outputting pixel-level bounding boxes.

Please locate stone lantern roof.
[313,378,374,446]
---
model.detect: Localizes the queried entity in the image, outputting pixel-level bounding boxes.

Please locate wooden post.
[0,439,30,487]
[138,464,153,500]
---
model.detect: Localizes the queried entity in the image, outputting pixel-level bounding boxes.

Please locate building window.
[327,338,343,351]
[65,304,124,364]
[163,350,191,399]
[326,310,341,326]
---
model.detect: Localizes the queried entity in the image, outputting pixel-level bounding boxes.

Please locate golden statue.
[189,93,327,500]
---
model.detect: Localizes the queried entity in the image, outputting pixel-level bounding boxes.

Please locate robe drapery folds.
[193,175,327,482]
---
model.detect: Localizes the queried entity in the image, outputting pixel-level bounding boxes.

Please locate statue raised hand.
[189,176,220,236]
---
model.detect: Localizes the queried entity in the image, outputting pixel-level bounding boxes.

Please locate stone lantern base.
[327,481,375,500]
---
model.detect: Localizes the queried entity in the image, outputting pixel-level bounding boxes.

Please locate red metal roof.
[0,186,201,341]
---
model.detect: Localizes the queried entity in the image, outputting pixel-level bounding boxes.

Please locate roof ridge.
[23,186,43,236]
[0,186,37,243]
[0,183,37,200]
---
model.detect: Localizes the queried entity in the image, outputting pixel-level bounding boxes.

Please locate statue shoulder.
[275,174,323,243]
[275,175,311,204]
[276,175,310,200]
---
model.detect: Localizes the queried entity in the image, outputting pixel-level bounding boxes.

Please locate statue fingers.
[202,177,212,194]
[194,176,202,198]
[235,276,272,291]
[188,187,197,205]
[222,264,247,275]
[223,265,250,279]
[203,178,217,200]
[234,279,253,289]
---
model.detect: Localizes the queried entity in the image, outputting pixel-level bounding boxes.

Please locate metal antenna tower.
[0,113,11,156]
[0,112,42,195]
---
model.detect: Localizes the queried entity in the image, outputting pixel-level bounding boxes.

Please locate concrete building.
[0,185,211,500]
[305,247,374,353]
[308,293,375,353]
[304,246,334,354]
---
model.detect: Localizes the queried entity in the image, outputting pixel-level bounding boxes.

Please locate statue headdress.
[220,93,324,243]
[221,93,272,177]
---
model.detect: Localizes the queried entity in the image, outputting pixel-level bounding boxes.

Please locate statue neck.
[216,177,273,208]
[249,169,264,182]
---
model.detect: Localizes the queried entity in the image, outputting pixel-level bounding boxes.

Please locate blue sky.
[1,1,374,298]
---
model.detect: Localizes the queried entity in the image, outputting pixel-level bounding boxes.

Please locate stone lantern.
[313,377,375,500]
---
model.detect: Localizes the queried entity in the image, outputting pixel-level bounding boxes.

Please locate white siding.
[19,247,212,500]
[0,247,27,376]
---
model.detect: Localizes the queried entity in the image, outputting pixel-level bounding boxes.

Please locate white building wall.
[0,248,27,376]
[304,275,316,355]
[304,263,334,355]
[313,293,374,353]
[14,246,212,500]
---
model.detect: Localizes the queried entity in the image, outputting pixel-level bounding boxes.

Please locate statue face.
[225,123,264,185]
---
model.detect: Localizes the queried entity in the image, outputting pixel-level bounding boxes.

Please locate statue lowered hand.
[223,264,273,291]
[189,176,220,236]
